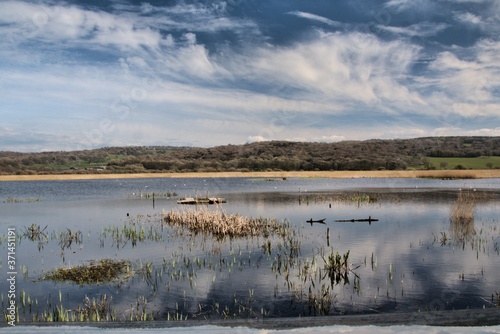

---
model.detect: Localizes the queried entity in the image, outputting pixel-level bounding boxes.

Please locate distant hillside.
[1,137,499,175]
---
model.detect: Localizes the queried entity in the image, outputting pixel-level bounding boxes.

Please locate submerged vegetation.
[42,259,132,285]
[3,197,42,203]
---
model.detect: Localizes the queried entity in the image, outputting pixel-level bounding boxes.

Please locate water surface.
[1,177,499,322]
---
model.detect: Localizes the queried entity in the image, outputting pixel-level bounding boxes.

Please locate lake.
[1,177,499,323]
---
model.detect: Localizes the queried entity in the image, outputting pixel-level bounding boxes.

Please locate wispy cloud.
[287,11,342,27]
[0,0,498,151]
[378,22,449,37]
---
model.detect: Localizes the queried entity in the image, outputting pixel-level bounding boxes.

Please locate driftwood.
[335,216,379,223]
[306,218,326,226]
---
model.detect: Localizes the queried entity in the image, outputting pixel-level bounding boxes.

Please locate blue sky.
[0,0,499,152]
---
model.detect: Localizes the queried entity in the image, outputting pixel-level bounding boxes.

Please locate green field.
[427,156,500,169]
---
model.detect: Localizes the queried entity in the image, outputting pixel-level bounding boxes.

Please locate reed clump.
[42,259,132,285]
[75,294,115,321]
[322,250,354,286]
[58,228,83,250]
[21,224,48,242]
[450,191,477,241]
[163,207,288,239]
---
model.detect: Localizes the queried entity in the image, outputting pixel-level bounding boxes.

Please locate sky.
[0,0,499,152]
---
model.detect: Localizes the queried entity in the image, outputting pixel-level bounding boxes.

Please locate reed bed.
[163,207,289,239]
[450,191,477,241]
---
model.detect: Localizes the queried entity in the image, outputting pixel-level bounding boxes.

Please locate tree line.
[1,137,499,175]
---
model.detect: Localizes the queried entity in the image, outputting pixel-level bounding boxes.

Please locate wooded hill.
[1,137,499,175]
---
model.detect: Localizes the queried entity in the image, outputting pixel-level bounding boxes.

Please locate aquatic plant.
[102,214,164,248]
[75,295,115,322]
[163,207,289,239]
[450,191,477,242]
[307,284,334,316]
[322,250,355,286]
[3,197,23,203]
[129,191,178,198]
[3,197,42,203]
[350,192,378,204]
[21,224,48,242]
[41,259,132,285]
[21,224,48,251]
[58,228,83,250]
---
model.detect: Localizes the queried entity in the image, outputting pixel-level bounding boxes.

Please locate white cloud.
[429,51,479,70]
[0,2,164,51]
[287,11,342,27]
[247,136,267,143]
[287,135,346,143]
[236,31,423,111]
[422,40,500,118]
[0,1,499,150]
[379,22,449,37]
[385,0,436,14]
[455,12,482,25]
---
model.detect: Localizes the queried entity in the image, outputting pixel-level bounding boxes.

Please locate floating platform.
[177,197,227,205]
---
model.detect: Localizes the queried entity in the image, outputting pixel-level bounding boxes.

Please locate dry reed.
[163,207,288,239]
[450,191,477,241]
[3,169,499,181]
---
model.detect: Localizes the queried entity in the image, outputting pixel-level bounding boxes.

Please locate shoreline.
[1,169,500,181]
[7,308,500,328]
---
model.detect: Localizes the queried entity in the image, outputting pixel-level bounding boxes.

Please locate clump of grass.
[417,171,478,179]
[75,294,115,321]
[21,224,48,242]
[42,259,132,285]
[322,250,357,286]
[3,197,42,203]
[307,284,334,316]
[59,228,83,250]
[350,193,378,203]
[163,207,288,239]
[450,191,477,241]
[21,224,48,250]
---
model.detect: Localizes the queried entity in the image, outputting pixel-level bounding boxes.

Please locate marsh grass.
[21,224,48,251]
[322,250,357,286]
[163,207,289,239]
[129,191,178,198]
[75,294,115,321]
[58,228,83,250]
[101,214,164,248]
[450,191,477,242]
[42,259,132,285]
[3,197,42,203]
[21,224,48,242]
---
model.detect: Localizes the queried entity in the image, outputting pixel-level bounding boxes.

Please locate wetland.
[1,176,499,324]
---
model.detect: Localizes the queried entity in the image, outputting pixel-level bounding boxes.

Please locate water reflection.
[1,178,499,322]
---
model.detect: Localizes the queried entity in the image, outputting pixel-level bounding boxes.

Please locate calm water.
[1,177,499,322]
